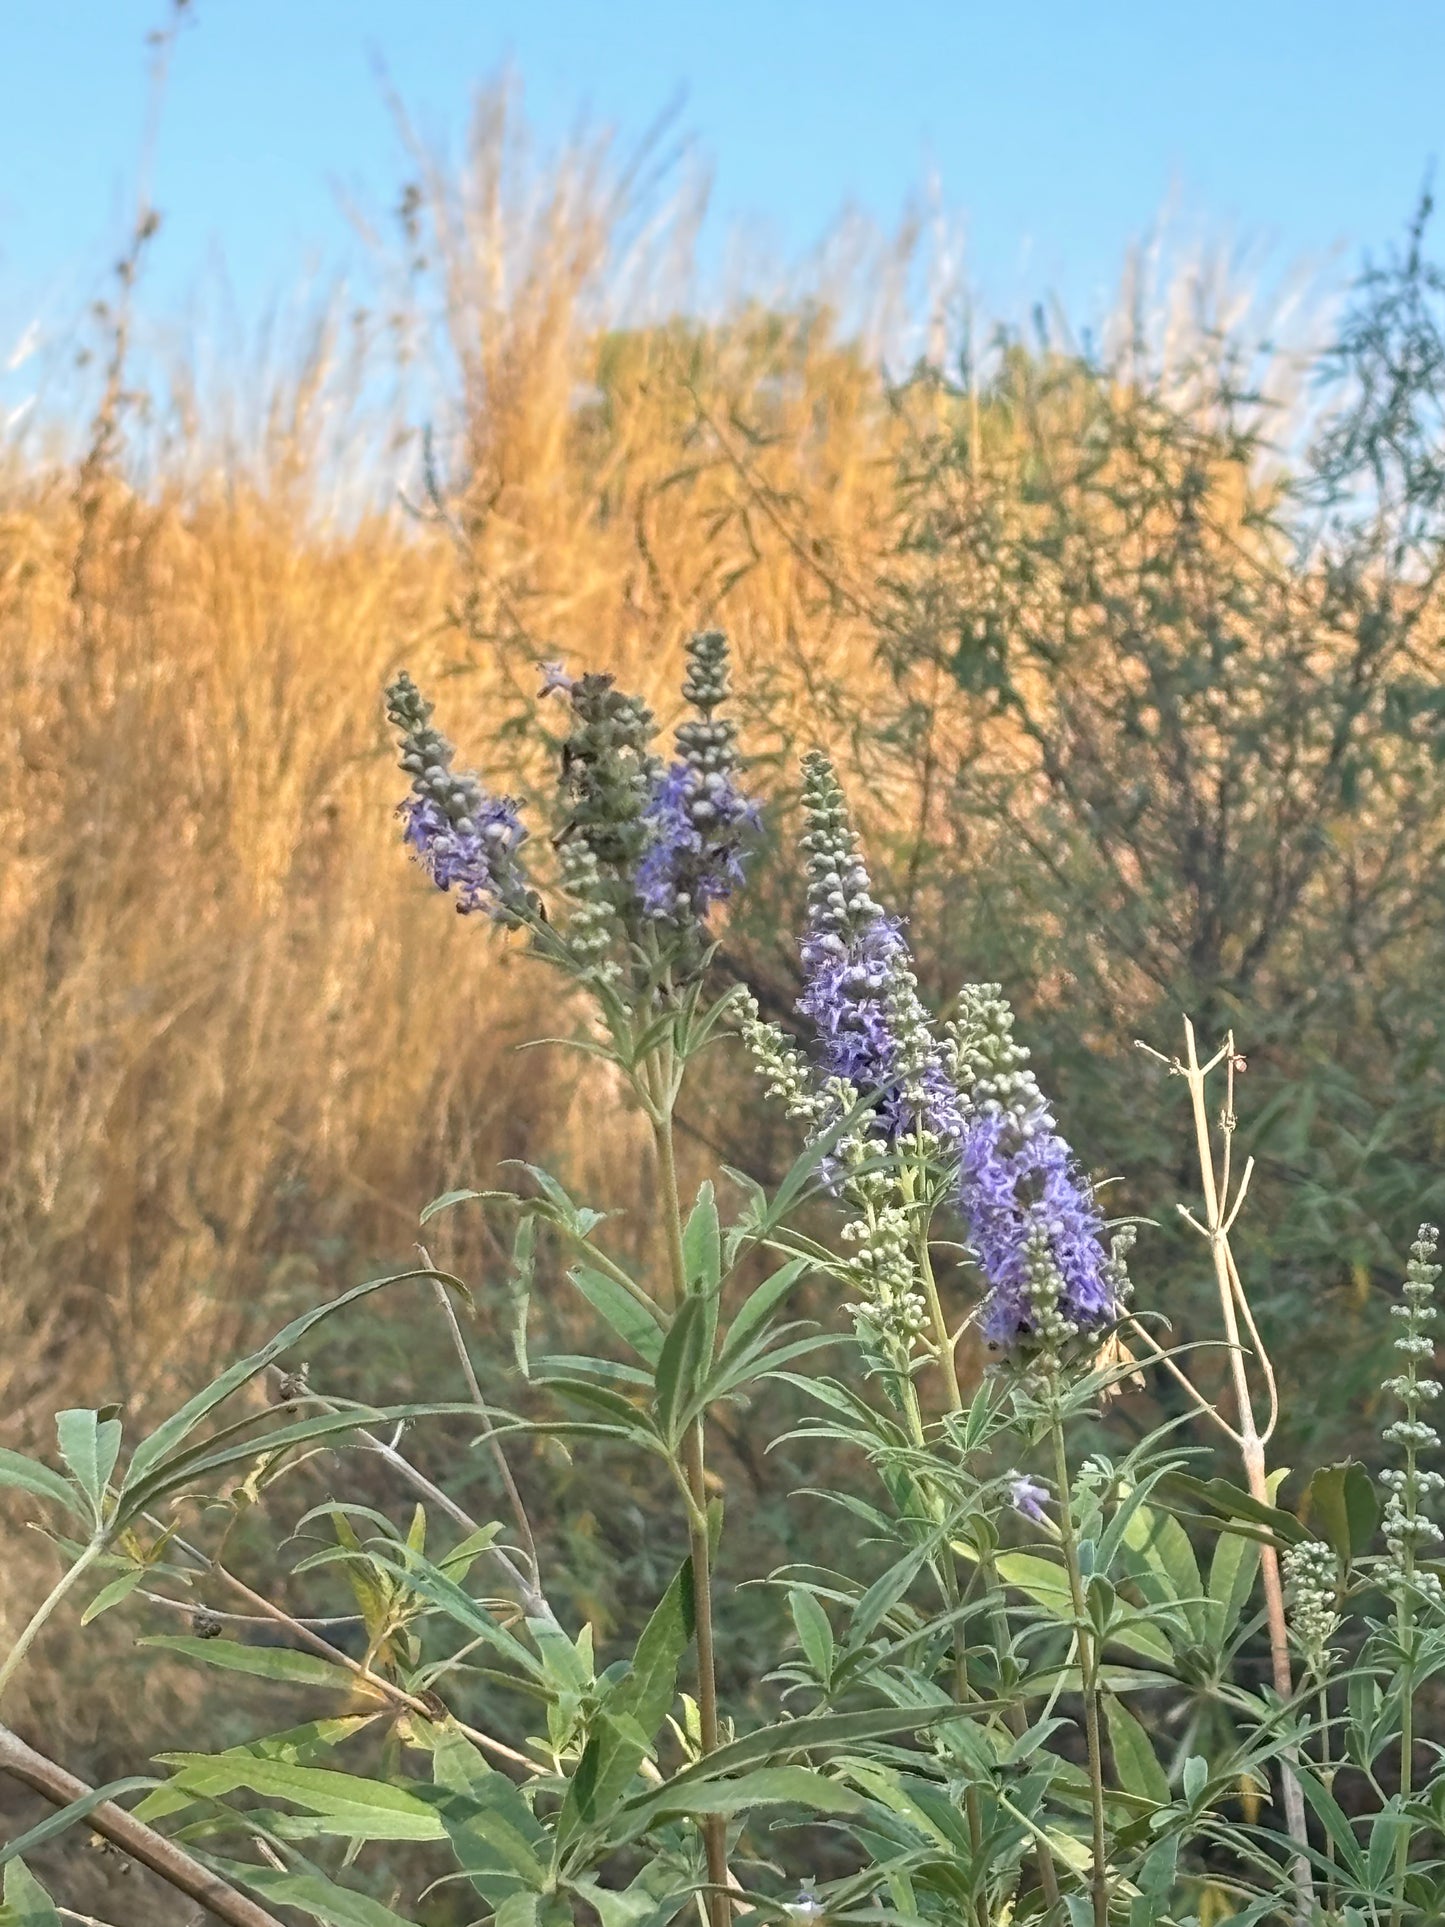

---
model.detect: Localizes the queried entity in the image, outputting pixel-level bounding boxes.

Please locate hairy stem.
[0,1538,103,1705]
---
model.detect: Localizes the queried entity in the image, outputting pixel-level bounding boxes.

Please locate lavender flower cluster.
[746,752,1121,1351]
[385,672,532,923]
[388,634,759,972]
[634,632,761,928]
[795,752,962,1149]
[949,984,1118,1347]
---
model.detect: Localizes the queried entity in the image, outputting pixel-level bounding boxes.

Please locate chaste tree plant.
[2,633,1443,1927]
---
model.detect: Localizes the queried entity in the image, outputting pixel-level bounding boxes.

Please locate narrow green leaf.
[719,1259,808,1364]
[0,1861,60,1926]
[206,1855,418,1927]
[123,1265,461,1491]
[158,1755,447,1840]
[789,1588,835,1684]
[1103,1695,1168,1805]
[81,1569,145,1624]
[56,1408,120,1515]
[1155,1472,1307,1548]
[642,1765,863,1819]
[1205,1525,1261,1649]
[140,1635,359,1692]
[0,1449,82,1518]
[568,1264,665,1362]
[0,1782,156,1870]
[1303,1461,1380,1566]
[654,1295,709,1445]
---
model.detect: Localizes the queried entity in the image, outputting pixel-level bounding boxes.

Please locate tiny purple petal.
[959,1100,1115,1345]
[1010,1474,1050,1524]
[636,760,760,923]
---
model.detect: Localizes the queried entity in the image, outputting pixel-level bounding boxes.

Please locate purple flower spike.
[636,631,760,928]
[636,760,760,924]
[795,752,963,1150]
[951,985,1117,1347]
[386,672,533,924]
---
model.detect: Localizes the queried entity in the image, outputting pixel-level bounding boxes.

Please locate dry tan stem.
[1179,1018,1311,1910]
[0,1721,286,1927]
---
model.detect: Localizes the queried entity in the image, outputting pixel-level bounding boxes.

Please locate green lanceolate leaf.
[1302,1461,1381,1566]
[560,1560,695,1840]
[682,1181,722,1295]
[0,1449,84,1518]
[1204,1523,1262,1650]
[423,1726,548,1900]
[80,1568,145,1624]
[1103,1694,1169,1805]
[567,1263,665,1362]
[1154,1472,1308,1549]
[55,1408,122,1519]
[789,1587,835,1685]
[123,1266,465,1493]
[653,1295,710,1446]
[206,1854,419,1927]
[719,1258,809,1365]
[0,1782,157,1870]
[632,1764,865,1824]
[140,1634,362,1692]
[156,1755,448,1841]
[0,1860,61,1926]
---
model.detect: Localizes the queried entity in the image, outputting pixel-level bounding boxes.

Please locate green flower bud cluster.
[1283,1538,1342,1673]
[1381,1225,1444,1601]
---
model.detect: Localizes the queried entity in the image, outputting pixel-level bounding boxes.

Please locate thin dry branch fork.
[0,1721,285,1927]
[1135,1018,1312,1916]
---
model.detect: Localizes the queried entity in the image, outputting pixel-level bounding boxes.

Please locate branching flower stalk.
[1136,1018,1312,1912]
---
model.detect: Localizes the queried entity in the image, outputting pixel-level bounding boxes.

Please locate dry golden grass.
[0,88,943,1465]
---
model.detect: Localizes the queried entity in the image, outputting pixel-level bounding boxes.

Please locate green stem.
[1049,1392,1110,1927]
[653,1085,730,1927]
[913,1215,1060,1919]
[1317,1677,1338,1922]
[1391,1547,1417,1926]
[916,1210,964,1413]
[0,1538,104,1704]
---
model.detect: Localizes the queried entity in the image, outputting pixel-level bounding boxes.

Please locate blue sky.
[2,1,1440,354]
